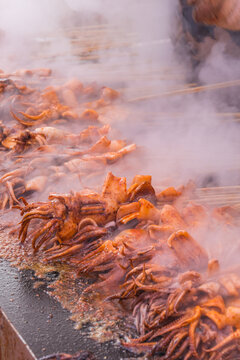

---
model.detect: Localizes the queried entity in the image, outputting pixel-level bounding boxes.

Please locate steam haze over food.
[2,6,240,358]
[0,0,240,189]
[2,1,240,346]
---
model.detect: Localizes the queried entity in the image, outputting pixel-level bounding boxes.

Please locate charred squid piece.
[148,329,180,357]
[147,305,203,357]
[166,230,209,271]
[100,86,120,102]
[10,109,52,127]
[0,78,20,94]
[125,264,174,282]
[116,198,160,226]
[101,171,128,211]
[147,224,176,241]
[0,167,30,184]
[0,176,46,211]
[198,273,240,299]
[64,136,111,157]
[200,320,218,346]
[78,229,158,298]
[156,186,182,204]
[24,175,47,194]
[0,178,24,210]
[182,202,208,228]
[45,218,109,261]
[218,273,240,297]
[126,293,236,359]
[77,240,117,275]
[0,168,45,211]
[33,126,69,144]
[136,293,169,331]
[63,108,99,122]
[160,204,187,229]
[197,281,222,299]
[116,201,140,226]
[76,124,110,144]
[212,345,240,360]
[163,298,240,358]
[127,175,157,204]
[117,273,172,302]
[162,273,203,316]
[115,263,174,302]
[76,229,149,276]
[204,308,240,354]
[66,135,127,158]
[2,129,47,153]
[79,109,99,122]
[178,270,203,286]
[123,323,190,358]
[84,143,136,165]
[63,158,105,177]
[18,172,128,253]
[208,259,220,276]
[161,329,189,359]
[35,124,110,148]
[165,286,193,318]
[0,121,11,147]
[86,135,125,154]
[10,83,81,126]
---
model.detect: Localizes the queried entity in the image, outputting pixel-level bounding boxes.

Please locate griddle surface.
[0,259,139,359]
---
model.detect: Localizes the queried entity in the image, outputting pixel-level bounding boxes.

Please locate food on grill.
[0,69,136,210]
[1,2,240,358]
[18,172,127,253]
[0,171,47,210]
[17,171,240,359]
[1,63,240,359]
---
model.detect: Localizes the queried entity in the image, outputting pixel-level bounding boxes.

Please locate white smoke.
[0,0,239,188]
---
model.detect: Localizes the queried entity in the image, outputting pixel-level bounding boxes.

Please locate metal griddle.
[0,259,139,360]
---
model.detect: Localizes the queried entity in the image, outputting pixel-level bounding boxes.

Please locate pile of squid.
[0,67,136,210]
[18,172,240,360]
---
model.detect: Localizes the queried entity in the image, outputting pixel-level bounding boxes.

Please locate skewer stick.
[128,79,240,103]
[134,111,240,120]
[157,185,240,208]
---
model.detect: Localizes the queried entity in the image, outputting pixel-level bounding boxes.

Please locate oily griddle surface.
[0,259,139,360]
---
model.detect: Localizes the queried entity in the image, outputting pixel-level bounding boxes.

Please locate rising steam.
[0,0,239,188]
